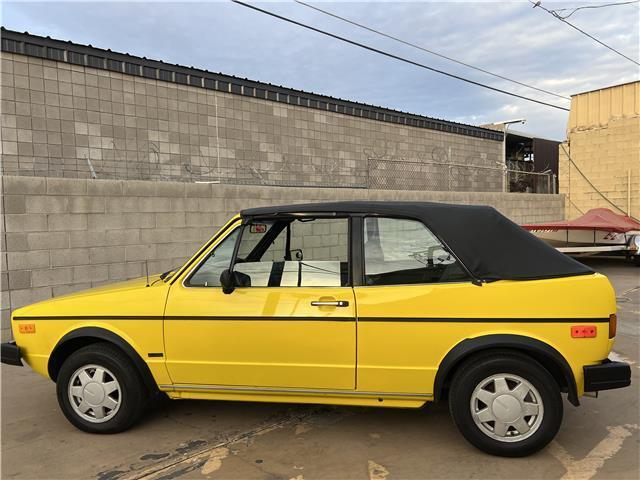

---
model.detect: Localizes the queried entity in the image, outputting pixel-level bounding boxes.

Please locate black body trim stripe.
[13,315,609,323]
[358,317,610,323]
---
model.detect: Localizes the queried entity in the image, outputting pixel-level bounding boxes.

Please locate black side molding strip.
[13,315,609,323]
[358,317,610,323]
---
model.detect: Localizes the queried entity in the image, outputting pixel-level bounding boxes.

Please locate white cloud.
[1,0,638,139]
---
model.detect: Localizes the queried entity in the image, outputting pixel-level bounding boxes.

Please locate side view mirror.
[220,269,235,294]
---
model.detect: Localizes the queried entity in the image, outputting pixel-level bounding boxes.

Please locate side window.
[186,228,240,287]
[234,218,349,287]
[363,217,469,286]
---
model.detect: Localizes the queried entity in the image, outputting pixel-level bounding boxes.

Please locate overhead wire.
[530,1,640,66]
[551,1,640,20]
[231,0,571,112]
[294,0,570,101]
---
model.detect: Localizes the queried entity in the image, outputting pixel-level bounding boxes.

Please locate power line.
[231,0,570,112]
[551,1,639,20]
[531,1,640,66]
[294,0,570,101]
[561,143,639,221]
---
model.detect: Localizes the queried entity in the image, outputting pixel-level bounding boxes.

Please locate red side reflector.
[609,314,617,339]
[571,325,597,338]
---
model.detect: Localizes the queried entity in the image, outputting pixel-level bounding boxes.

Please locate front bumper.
[1,342,23,366]
[584,359,631,392]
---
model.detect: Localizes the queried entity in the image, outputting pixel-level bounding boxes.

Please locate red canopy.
[523,208,640,233]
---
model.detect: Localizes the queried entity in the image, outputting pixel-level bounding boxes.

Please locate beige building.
[559,81,640,220]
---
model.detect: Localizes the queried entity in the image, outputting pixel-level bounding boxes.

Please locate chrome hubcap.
[68,364,121,423]
[470,373,544,442]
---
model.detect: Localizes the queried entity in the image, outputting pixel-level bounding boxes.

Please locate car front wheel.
[448,353,563,457]
[56,342,146,433]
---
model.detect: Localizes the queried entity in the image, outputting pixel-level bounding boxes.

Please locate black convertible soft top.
[241,201,593,281]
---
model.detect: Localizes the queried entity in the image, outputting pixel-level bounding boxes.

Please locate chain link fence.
[366,158,555,193]
[190,158,555,194]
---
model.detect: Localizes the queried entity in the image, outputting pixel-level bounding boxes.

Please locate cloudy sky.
[2,1,639,139]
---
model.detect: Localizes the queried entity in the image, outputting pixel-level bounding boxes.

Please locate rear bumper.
[583,359,631,392]
[1,342,22,366]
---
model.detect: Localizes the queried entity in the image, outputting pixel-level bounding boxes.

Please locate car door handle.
[311,300,349,307]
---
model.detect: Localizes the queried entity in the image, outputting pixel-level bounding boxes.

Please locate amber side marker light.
[609,314,617,339]
[18,323,36,334]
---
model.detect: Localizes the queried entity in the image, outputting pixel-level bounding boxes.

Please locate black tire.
[56,342,147,433]
[448,352,563,457]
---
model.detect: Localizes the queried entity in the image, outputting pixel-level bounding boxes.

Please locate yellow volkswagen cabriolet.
[2,202,631,456]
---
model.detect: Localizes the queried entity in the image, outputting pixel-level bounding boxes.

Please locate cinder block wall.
[0,175,565,340]
[0,49,502,189]
[559,82,639,220]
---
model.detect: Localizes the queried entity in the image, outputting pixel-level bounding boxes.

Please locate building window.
[107,59,122,71]
[217,81,229,92]
[255,88,266,98]
[143,66,157,79]
[243,86,255,97]
[1,39,20,53]
[67,51,85,65]
[47,47,65,61]
[190,75,202,87]
[204,78,215,89]
[87,55,104,68]
[159,69,173,81]
[25,43,45,57]
[231,83,242,94]
[175,72,187,84]
[267,91,277,101]
[278,93,288,103]
[125,63,140,75]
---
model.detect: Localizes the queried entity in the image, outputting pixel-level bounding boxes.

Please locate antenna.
[145,260,150,287]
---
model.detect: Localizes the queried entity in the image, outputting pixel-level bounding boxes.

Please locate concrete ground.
[1,258,638,480]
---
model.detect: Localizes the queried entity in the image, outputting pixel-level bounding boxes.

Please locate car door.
[353,216,478,394]
[164,215,356,390]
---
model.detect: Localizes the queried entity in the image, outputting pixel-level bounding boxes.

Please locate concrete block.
[2,176,46,194]
[69,196,105,213]
[104,229,141,246]
[26,231,70,250]
[123,180,156,196]
[51,248,90,267]
[125,244,157,261]
[5,214,47,232]
[86,179,123,196]
[5,233,28,251]
[69,230,106,248]
[105,197,139,213]
[89,246,125,264]
[73,264,109,283]
[48,213,87,231]
[8,270,31,290]
[25,195,69,213]
[2,195,26,214]
[155,212,185,228]
[7,250,50,270]
[138,197,171,212]
[31,267,73,287]
[46,177,87,195]
[52,282,92,297]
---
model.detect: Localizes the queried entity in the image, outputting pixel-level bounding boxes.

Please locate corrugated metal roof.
[569,81,640,130]
[0,27,503,142]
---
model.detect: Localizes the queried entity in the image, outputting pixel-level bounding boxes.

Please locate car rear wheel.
[56,342,146,433]
[448,353,563,457]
